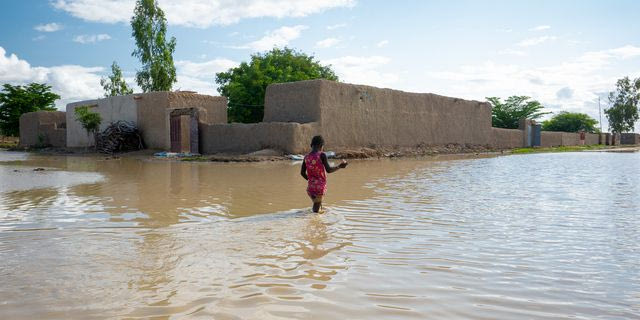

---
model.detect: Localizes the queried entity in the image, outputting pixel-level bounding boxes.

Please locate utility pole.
[598,96,603,132]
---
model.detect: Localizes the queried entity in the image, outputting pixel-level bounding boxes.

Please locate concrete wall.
[19,111,66,147]
[492,128,523,149]
[201,122,317,154]
[621,133,640,145]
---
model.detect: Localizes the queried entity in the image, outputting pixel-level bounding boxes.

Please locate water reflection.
[1,151,639,319]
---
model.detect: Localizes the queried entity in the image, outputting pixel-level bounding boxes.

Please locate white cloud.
[238,25,307,51]
[376,40,389,48]
[52,0,356,28]
[427,45,640,125]
[517,35,557,47]
[498,48,526,56]
[73,34,112,44]
[529,25,551,31]
[174,58,238,95]
[315,37,340,48]
[32,35,46,41]
[323,55,398,88]
[326,23,347,30]
[34,22,63,32]
[0,47,104,108]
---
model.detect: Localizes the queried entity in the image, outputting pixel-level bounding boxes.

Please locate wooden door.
[170,115,181,152]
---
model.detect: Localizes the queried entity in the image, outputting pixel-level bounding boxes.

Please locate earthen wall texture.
[263,81,323,123]
[491,128,523,149]
[67,95,138,147]
[540,131,563,147]
[67,92,227,149]
[584,133,600,145]
[19,111,67,147]
[620,133,640,145]
[200,122,317,154]
[264,80,493,150]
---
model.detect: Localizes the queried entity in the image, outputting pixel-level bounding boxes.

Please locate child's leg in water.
[311,195,323,213]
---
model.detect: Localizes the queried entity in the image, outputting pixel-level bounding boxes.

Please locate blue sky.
[1,0,639,130]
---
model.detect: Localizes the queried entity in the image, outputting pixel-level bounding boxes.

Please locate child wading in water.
[300,135,348,213]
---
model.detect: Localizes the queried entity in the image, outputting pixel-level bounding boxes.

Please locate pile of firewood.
[95,121,144,154]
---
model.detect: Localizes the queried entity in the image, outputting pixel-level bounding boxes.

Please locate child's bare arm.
[321,153,347,173]
[300,161,308,180]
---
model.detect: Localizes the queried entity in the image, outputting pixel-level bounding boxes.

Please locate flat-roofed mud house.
[66,91,227,153]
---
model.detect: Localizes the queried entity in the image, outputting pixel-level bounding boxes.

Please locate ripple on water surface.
[0,151,639,319]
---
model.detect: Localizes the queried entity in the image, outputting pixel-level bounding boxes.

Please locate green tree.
[605,76,639,133]
[0,83,59,136]
[74,105,102,149]
[542,111,599,133]
[215,47,339,123]
[101,61,134,97]
[487,96,550,129]
[131,0,177,92]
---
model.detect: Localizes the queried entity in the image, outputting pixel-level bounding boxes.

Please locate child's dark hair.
[311,135,324,148]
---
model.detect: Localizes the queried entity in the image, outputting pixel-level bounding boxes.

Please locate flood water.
[1,150,639,319]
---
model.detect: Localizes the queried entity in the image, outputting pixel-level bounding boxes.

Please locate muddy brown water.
[1,151,639,319]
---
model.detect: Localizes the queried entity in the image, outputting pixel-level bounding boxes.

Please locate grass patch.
[512,144,609,154]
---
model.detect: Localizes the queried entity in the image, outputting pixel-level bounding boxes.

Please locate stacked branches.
[96,121,144,154]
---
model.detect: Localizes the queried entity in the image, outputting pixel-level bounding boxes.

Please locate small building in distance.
[66,92,227,153]
[19,111,67,148]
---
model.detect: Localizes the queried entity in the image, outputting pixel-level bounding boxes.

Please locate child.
[300,135,348,213]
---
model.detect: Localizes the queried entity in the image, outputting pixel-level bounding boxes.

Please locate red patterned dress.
[304,151,327,198]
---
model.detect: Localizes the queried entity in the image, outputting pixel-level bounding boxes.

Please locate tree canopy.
[541,111,599,133]
[215,47,339,123]
[605,76,639,133]
[101,61,134,97]
[131,0,176,92]
[486,96,549,129]
[0,83,59,136]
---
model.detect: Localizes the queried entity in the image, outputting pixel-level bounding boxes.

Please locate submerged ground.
[0,151,639,319]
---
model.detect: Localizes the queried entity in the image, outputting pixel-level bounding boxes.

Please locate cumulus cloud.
[529,25,551,31]
[34,22,63,32]
[237,25,307,51]
[0,46,104,108]
[174,58,238,94]
[517,35,558,47]
[376,40,389,48]
[322,55,398,88]
[427,45,640,123]
[73,34,112,44]
[52,0,356,28]
[315,37,340,48]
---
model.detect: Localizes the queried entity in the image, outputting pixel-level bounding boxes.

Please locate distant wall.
[621,133,640,145]
[201,122,317,154]
[492,128,522,149]
[19,111,66,147]
[585,133,600,145]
